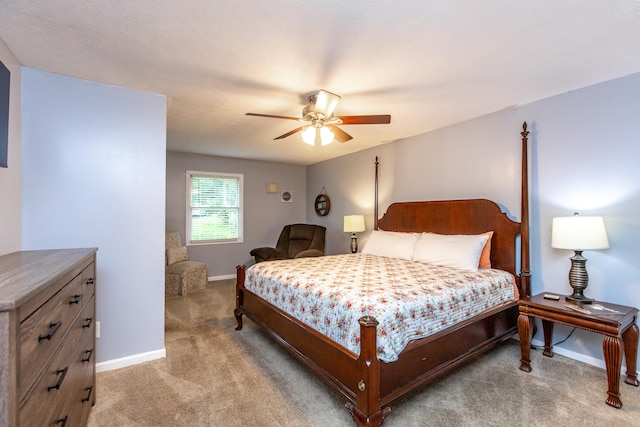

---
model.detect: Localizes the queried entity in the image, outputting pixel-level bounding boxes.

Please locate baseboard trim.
[96,348,166,373]
[531,338,612,371]
[208,273,235,281]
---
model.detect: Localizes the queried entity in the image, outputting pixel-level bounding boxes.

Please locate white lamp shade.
[344,215,366,233]
[551,215,609,250]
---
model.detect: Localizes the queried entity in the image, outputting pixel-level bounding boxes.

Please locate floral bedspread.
[244,254,516,362]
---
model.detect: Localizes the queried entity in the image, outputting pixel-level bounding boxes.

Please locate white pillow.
[412,232,489,271]
[361,230,419,260]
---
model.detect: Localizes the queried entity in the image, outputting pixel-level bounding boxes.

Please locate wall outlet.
[96,321,101,339]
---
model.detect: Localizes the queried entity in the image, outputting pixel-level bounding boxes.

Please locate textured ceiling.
[1,1,639,165]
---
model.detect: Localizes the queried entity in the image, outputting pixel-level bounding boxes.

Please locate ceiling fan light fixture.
[301,125,334,146]
[301,126,316,145]
[320,126,334,146]
[313,90,341,117]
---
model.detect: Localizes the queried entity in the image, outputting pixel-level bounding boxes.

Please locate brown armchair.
[250,224,326,263]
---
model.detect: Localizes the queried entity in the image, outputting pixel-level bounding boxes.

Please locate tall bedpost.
[520,122,531,297]
[374,156,379,230]
[346,315,391,426]
[234,264,246,330]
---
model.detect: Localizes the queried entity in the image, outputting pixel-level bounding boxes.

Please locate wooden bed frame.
[235,123,531,426]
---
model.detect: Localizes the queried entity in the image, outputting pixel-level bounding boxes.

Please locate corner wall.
[21,68,167,364]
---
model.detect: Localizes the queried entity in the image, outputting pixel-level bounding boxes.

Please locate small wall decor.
[281,190,292,202]
[266,182,279,193]
[314,187,331,216]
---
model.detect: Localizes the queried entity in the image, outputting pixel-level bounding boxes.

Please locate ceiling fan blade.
[326,124,353,143]
[274,127,305,140]
[246,112,300,120]
[337,115,391,125]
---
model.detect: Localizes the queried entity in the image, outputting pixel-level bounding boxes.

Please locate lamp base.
[564,250,593,304]
[565,293,594,304]
[566,250,593,304]
[350,234,358,253]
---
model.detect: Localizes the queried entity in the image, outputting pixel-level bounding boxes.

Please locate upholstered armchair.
[250,224,326,263]
[165,231,207,295]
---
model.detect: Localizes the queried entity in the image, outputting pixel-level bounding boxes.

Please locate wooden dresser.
[0,248,98,427]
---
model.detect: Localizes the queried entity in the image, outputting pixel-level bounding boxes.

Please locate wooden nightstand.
[518,293,639,408]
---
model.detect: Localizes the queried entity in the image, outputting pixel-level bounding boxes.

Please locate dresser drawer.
[19,272,85,401]
[19,297,95,427]
[81,262,96,302]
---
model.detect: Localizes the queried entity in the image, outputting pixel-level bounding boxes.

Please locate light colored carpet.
[87,280,640,426]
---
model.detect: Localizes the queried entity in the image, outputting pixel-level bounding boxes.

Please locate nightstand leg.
[518,313,532,372]
[603,335,624,408]
[622,323,639,387]
[542,319,554,357]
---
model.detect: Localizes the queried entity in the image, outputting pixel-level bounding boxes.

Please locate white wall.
[308,72,640,369]
[21,68,167,364]
[0,38,22,255]
[166,151,307,275]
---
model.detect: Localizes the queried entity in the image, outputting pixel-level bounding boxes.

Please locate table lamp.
[551,213,609,304]
[343,215,366,253]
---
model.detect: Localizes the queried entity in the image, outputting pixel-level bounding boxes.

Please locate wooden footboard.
[379,302,518,405]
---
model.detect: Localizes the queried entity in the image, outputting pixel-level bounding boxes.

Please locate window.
[186,171,243,245]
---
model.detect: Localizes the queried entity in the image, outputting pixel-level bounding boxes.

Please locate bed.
[234,123,531,426]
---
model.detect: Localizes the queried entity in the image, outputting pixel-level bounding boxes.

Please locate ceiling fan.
[246,90,391,145]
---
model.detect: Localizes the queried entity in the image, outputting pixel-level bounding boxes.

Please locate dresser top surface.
[0,248,97,311]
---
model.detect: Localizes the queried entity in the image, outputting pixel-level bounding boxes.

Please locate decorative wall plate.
[281,190,292,202]
[315,194,330,216]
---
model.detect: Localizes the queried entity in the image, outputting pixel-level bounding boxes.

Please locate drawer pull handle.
[69,294,83,305]
[86,277,95,285]
[82,386,93,403]
[82,349,93,363]
[82,317,93,328]
[47,367,69,392]
[54,415,68,426]
[38,322,62,341]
